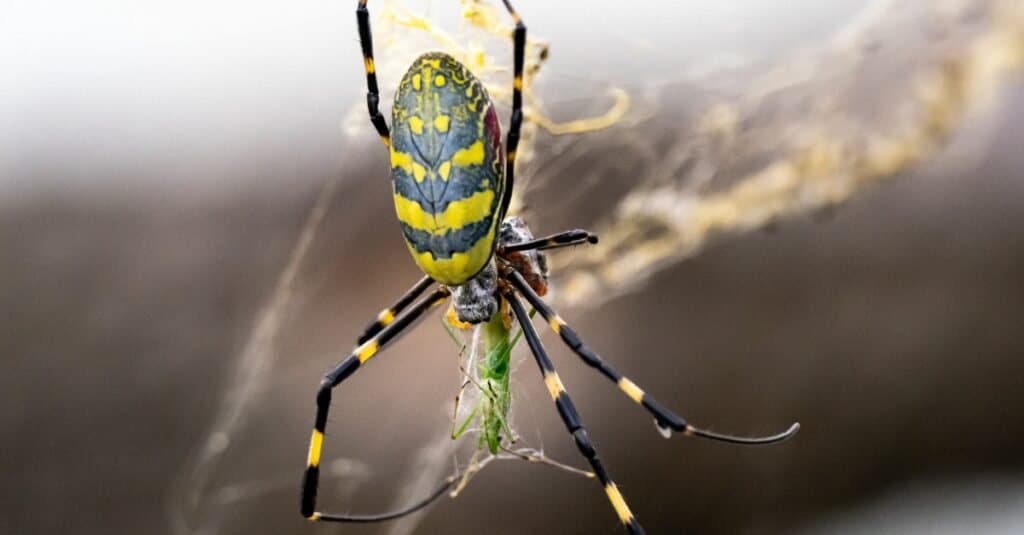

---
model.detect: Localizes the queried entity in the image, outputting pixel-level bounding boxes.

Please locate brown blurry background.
[3,1,1024,534]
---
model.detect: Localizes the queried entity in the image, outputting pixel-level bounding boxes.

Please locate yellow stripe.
[391,149,429,183]
[605,483,634,524]
[618,378,645,404]
[394,190,495,232]
[377,308,395,326]
[306,512,321,521]
[357,339,379,363]
[451,141,485,167]
[543,371,565,401]
[434,189,494,229]
[409,231,494,286]
[307,429,324,467]
[548,316,563,334]
[513,75,523,90]
[364,57,375,74]
[393,140,481,183]
[394,194,434,230]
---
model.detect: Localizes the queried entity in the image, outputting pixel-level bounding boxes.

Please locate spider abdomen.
[390,52,505,285]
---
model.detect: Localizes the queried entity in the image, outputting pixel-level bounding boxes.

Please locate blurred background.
[3,1,1024,534]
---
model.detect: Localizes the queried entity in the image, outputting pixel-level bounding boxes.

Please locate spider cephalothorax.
[450,216,548,325]
[497,215,549,296]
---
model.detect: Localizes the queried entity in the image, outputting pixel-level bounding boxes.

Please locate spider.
[299,2,800,533]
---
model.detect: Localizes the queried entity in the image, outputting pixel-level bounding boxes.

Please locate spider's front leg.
[499,228,599,254]
[496,0,527,222]
[356,0,391,146]
[505,291,646,535]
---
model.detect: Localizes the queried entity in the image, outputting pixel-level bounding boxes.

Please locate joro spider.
[300,1,800,533]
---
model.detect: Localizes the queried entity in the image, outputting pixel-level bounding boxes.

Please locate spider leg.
[507,270,800,445]
[356,0,391,147]
[301,288,454,522]
[356,275,434,345]
[500,229,598,254]
[506,292,645,535]
[496,0,526,222]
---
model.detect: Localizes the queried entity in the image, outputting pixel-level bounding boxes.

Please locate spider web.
[547,0,1024,306]
[167,1,1024,533]
[166,3,597,533]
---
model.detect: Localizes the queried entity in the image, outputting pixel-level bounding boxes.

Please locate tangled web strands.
[550,0,1024,307]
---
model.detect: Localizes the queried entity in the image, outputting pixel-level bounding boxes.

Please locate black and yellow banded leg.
[301,288,453,522]
[506,292,645,535]
[356,0,390,147]
[507,270,800,445]
[496,0,526,222]
[357,275,434,345]
[501,229,598,254]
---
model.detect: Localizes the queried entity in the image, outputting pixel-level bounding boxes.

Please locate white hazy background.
[2,0,861,194]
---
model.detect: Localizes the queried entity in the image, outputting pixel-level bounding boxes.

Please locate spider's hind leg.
[505,291,645,534]
[301,288,455,523]
[357,275,434,345]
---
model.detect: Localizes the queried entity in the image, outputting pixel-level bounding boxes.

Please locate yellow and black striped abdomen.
[390,52,504,286]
